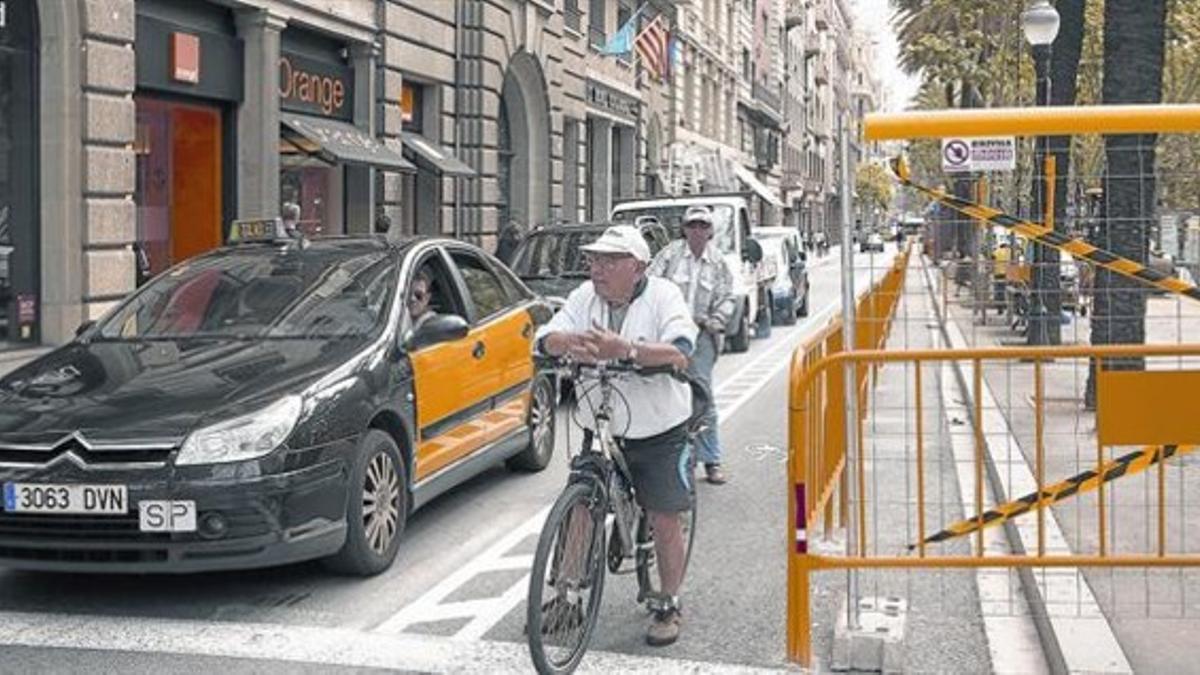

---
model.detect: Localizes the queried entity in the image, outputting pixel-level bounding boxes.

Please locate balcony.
[753,80,782,115]
[785,0,804,30]
[814,2,829,31]
[814,62,829,86]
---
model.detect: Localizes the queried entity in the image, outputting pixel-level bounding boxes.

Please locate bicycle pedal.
[609,560,639,575]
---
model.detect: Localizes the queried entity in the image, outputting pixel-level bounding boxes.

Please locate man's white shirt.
[534,277,698,439]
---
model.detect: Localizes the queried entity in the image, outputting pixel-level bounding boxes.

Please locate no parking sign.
[941,137,1016,173]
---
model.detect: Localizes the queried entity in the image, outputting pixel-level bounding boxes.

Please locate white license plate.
[138,500,196,533]
[3,483,128,515]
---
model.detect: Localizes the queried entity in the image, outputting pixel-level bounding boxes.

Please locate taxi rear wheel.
[325,430,407,576]
[507,374,556,472]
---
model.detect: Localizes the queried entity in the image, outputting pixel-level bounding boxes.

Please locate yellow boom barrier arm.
[890,157,1200,304]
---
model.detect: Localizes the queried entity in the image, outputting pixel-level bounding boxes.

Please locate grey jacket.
[649,239,737,333]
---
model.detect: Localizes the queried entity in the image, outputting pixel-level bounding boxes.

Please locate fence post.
[787,352,812,665]
[838,112,861,631]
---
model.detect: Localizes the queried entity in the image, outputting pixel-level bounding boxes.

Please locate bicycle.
[525,356,709,675]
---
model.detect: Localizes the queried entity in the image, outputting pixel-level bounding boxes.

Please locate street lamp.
[1021,0,1060,345]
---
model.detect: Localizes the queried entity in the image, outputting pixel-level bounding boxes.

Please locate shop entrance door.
[135,98,223,279]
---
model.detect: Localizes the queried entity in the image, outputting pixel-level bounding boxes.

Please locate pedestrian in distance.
[495,218,524,266]
[649,205,736,485]
[281,202,301,235]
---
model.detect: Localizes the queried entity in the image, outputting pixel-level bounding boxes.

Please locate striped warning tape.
[890,157,1200,303]
[912,443,1195,549]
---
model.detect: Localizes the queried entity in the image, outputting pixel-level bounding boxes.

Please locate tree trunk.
[1030,0,1087,346]
[1086,0,1167,407]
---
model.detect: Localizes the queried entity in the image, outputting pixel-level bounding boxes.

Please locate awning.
[733,164,784,207]
[281,113,415,172]
[400,132,476,176]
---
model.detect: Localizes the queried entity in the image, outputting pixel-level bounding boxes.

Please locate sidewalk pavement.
[939,263,1200,674]
[809,250,995,673]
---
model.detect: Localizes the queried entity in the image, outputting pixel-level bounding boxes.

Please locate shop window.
[0,0,38,346]
[279,127,345,237]
[135,97,224,280]
[401,81,424,133]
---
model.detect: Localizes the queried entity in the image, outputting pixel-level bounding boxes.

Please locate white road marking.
[0,609,785,673]
[374,505,548,637]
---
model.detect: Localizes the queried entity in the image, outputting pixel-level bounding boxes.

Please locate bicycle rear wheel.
[527,482,607,675]
[634,483,697,604]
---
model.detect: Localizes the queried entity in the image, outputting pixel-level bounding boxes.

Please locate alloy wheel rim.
[362,452,401,555]
[531,383,553,458]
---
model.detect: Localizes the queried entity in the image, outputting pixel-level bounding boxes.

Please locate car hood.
[0,337,371,441]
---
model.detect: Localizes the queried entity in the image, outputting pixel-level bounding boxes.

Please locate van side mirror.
[406,314,470,351]
[742,238,763,264]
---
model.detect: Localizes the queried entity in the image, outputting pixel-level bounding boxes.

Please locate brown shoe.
[646,608,682,646]
[705,463,727,485]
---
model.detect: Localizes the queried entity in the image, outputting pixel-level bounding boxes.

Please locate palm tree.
[1086,0,1169,407]
[1030,0,1088,346]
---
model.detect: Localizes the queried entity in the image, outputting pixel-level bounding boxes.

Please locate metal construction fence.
[784,105,1200,671]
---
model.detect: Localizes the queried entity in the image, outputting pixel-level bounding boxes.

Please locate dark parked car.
[0,223,555,575]
[754,227,810,324]
[508,221,671,301]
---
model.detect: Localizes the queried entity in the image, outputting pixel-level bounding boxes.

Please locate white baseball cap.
[682,206,714,227]
[580,225,652,263]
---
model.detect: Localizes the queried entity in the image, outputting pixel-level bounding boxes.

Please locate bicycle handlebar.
[533,354,688,382]
[534,354,713,433]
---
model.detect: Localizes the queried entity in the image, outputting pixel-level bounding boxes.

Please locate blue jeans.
[687,329,722,465]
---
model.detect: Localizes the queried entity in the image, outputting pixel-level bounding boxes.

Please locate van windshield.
[612,204,736,254]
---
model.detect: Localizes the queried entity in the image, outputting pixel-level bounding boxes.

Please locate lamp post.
[1022,0,1061,345]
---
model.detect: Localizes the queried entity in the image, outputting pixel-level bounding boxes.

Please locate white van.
[611,193,776,352]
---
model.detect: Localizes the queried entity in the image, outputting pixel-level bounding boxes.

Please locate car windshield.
[511,230,609,278]
[613,204,736,253]
[95,246,398,341]
[756,235,786,264]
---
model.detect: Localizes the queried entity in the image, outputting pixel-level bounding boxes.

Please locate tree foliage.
[856,162,895,214]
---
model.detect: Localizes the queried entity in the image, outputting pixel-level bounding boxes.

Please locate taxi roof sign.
[229,218,290,244]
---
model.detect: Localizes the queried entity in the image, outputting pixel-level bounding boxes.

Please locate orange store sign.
[278,52,353,120]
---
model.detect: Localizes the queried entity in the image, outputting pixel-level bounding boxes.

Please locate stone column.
[235,9,286,219]
[587,117,612,221]
[346,41,379,235]
[616,124,636,200]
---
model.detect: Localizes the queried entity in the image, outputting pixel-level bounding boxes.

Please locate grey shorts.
[619,423,694,513]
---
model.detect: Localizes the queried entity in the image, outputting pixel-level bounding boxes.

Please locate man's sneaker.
[704,463,728,485]
[646,607,682,646]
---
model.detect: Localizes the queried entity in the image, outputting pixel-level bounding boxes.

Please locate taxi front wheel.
[325,429,407,576]
[507,375,556,472]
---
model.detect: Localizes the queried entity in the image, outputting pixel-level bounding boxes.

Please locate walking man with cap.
[534,224,698,646]
[649,206,736,485]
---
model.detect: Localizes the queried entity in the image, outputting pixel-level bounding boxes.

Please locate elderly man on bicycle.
[534,224,697,646]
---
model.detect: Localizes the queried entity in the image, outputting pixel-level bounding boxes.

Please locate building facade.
[4,0,876,363]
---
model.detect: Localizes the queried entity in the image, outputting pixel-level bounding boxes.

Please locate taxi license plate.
[3,483,128,515]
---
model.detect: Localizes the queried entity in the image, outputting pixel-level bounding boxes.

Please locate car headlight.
[176,396,302,466]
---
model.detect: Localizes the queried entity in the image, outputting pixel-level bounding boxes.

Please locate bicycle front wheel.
[527,481,607,675]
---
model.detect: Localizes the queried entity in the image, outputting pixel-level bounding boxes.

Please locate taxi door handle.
[521,323,533,339]
[472,341,486,359]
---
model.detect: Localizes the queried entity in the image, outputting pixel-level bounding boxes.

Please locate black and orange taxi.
[0,222,554,575]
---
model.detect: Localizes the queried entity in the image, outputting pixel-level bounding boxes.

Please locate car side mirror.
[742,238,763,264]
[75,320,96,338]
[406,314,470,351]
